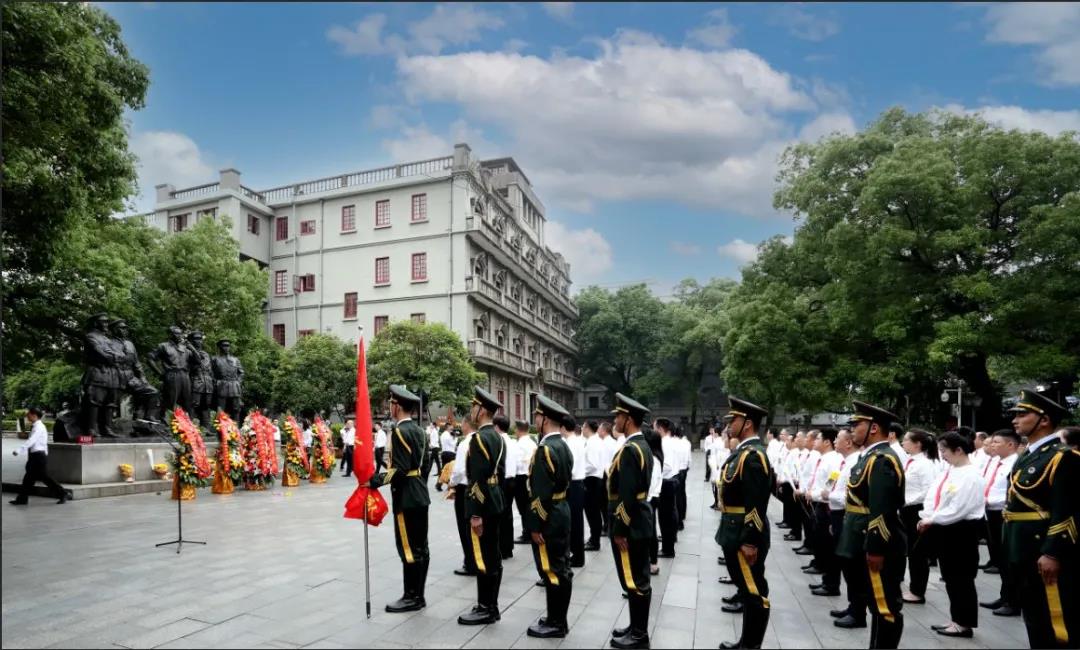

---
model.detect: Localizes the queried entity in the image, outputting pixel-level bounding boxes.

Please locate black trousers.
[840,550,869,618]
[393,506,430,565]
[14,452,65,502]
[432,446,443,475]
[340,445,354,475]
[705,451,712,481]
[375,446,386,472]
[533,532,573,626]
[612,535,652,597]
[469,512,503,609]
[985,510,1018,606]
[863,553,905,648]
[825,509,846,591]
[649,497,660,563]
[798,496,816,547]
[659,479,679,554]
[812,502,838,584]
[901,504,930,597]
[936,519,979,629]
[779,483,802,539]
[1013,555,1078,649]
[499,477,515,557]
[723,542,771,648]
[584,476,604,545]
[600,473,612,534]
[676,469,688,523]
[568,480,585,562]
[514,473,531,538]
[454,486,477,572]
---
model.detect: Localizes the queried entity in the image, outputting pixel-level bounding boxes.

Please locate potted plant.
[152,463,170,479]
[118,463,135,483]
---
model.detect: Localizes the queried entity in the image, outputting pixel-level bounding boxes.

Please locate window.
[374,315,389,335]
[300,274,315,292]
[300,220,316,235]
[197,208,217,222]
[298,329,315,338]
[411,313,426,324]
[272,324,286,346]
[411,253,427,281]
[276,217,288,241]
[497,390,505,414]
[341,205,356,232]
[411,194,427,222]
[375,200,390,227]
[588,396,600,410]
[248,214,260,235]
[168,213,189,233]
[274,270,289,295]
[344,292,358,319]
[375,257,390,285]
[515,394,522,419]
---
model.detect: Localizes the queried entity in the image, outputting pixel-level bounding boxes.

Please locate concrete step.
[2,478,172,500]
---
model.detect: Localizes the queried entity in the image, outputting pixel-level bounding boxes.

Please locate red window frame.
[375,257,390,285]
[300,220,316,235]
[374,315,389,335]
[341,205,356,232]
[274,270,288,295]
[298,329,315,338]
[515,394,522,419]
[411,252,427,281]
[248,214,260,235]
[300,274,315,292]
[272,324,286,346]
[375,200,390,227]
[411,194,427,222]
[344,292,358,319]
[276,217,289,241]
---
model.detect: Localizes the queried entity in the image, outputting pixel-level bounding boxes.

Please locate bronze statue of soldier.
[187,330,215,429]
[80,313,122,438]
[148,325,193,419]
[110,319,160,422]
[211,339,244,421]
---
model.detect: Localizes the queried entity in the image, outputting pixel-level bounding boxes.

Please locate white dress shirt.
[766,438,784,467]
[648,456,662,499]
[18,420,49,454]
[984,454,1016,511]
[272,424,281,442]
[302,427,313,447]
[798,449,821,490]
[440,430,456,453]
[451,432,474,486]
[501,432,521,480]
[566,433,587,481]
[922,463,985,525]
[890,441,910,466]
[903,452,936,507]
[810,450,842,502]
[828,450,860,511]
[600,435,619,472]
[516,434,537,476]
[659,436,680,480]
[676,437,692,471]
[613,434,626,450]
[780,447,799,485]
[583,434,607,479]
[428,426,439,448]
[340,426,356,446]
[374,428,388,448]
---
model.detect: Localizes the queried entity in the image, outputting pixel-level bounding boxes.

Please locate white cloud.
[327,4,504,57]
[503,38,529,53]
[983,3,1080,86]
[541,2,573,20]
[545,221,613,285]
[942,104,1080,136]
[129,131,215,212]
[393,30,829,216]
[687,8,737,49]
[381,119,495,162]
[717,238,759,265]
[669,241,703,256]
[799,111,857,142]
[769,6,840,42]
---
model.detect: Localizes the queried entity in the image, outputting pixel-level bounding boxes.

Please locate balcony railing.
[468,339,537,375]
[171,183,219,201]
[240,185,266,203]
[543,368,578,388]
[260,156,453,204]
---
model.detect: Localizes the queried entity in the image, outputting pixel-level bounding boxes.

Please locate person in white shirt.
[427,422,442,481]
[888,422,910,466]
[450,420,478,576]
[918,431,987,638]
[512,420,538,544]
[808,429,844,595]
[673,427,692,529]
[654,418,681,557]
[899,429,939,603]
[582,420,607,550]
[779,431,805,541]
[708,430,732,510]
[374,423,388,472]
[562,416,587,567]
[704,425,720,483]
[302,419,314,451]
[646,425,664,576]
[794,430,821,555]
[970,431,990,474]
[979,428,1020,617]
[766,429,784,472]
[493,416,520,561]
[825,430,860,607]
[10,407,69,505]
[339,419,356,477]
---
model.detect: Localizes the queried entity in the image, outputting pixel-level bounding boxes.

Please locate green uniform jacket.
[715,437,774,549]
[525,433,572,537]
[465,424,507,518]
[837,442,906,558]
[369,419,431,513]
[1003,439,1080,565]
[607,433,655,541]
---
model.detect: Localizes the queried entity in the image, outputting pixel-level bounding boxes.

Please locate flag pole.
[359,326,372,620]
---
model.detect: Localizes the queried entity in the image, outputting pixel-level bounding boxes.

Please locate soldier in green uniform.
[1004,389,1079,649]
[716,397,774,650]
[525,393,575,638]
[369,385,431,613]
[607,393,655,650]
[458,386,508,626]
[836,401,906,649]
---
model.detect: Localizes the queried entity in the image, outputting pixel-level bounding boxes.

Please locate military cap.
[217,338,231,346]
[849,400,898,428]
[87,312,110,326]
[109,318,127,327]
[533,392,570,420]
[1008,388,1068,424]
[611,392,650,419]
[187,330,204,340]
[389,384,421,409]
[472,385,503,414]
[728,396,768,428]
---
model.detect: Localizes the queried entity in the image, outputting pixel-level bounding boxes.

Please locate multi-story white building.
[142,144,579,417]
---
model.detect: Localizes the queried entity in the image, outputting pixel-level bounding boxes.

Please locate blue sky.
[102,2,1080,296]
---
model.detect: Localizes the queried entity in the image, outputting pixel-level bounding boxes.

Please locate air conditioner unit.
[293,276,302,293]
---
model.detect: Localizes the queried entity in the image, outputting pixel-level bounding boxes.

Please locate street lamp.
[941,380,965,429]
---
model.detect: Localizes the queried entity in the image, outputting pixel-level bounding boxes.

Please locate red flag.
[344,331,388,525]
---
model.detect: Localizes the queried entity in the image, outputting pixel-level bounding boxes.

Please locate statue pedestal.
[47,441,221,484]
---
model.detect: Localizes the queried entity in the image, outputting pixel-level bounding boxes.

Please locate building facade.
[142,144,579,416]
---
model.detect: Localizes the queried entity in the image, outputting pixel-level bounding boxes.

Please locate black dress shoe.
[722,593,742,604]
[983,566,1000,574]
[536,579,546,587]
[993,605,1020,616]
[658,551,676,559]
[719,642,742,649]
[803,566,823,574]
[612,624,631,637]
[718,576,734,584]
[514,536,531,545]
[800,563,815,570]
[458,605,499,625]
[454,567,477,576]
[794,547,814,556]
[776,522,790,529]
[9,499,28,505]
[721,602,745,614]
[978,562,993,569]
[585,542,601,552]
[829,608,850,618]
[979,598,1003,609]
[834,614,866,628]
[502,552,514,560]
[571,559,585,568]
[811,587,841,596]
[385,596,425,613]
[930,624,948,631]
[717,556,726,564]
[528,621,568,638]
[936,626,973,638]
[610,630,649,649]
[902,595,926,604]
[783,533,801,541]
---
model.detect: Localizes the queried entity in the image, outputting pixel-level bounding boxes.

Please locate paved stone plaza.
[3,441,1027,649]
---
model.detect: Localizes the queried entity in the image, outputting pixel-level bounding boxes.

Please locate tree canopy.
[271,334,357,419]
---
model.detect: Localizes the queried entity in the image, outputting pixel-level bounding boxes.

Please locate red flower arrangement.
[310,417,335,480]
[170,408,213,486]
[214,411,245,483]
[241,411,279,487]
[282,415,310,478]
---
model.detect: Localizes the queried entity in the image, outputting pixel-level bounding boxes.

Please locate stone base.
[2,478,172,500]
[46,441,221,484]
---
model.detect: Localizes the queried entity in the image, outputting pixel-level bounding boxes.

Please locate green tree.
[271,334,357,418]
[239,334,284,414]
[366,321,485,413]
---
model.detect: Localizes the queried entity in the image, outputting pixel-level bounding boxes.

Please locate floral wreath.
[311,416,335,479]
[282,415,310,478]
[170,408,213,486]
[214,411,246,483]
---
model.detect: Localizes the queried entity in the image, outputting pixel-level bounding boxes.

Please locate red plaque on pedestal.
[77,435,94,445]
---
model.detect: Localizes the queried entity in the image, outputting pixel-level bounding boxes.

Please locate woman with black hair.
[918,431,986,638]
[901,429,938,604]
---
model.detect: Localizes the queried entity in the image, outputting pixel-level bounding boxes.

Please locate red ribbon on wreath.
[215,411,235,474]
[314,416,334,473]
[173,408,213,479]
[284,415,309,471]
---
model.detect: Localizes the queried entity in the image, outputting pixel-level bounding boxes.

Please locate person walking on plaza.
[10,408,70,505]
[828,429,868,629]
[450,418,478,577]
[583,420,607,551]
[1003,389,1078,649]
[899,429,938,605]
[368,386,430,613]
[607,393,655,650]
[524,394,575,639]
[458,387,507,626]
[917,431,986,638]
[340,419,356,477]
[374,422,388,472]
[494,415,519,560]
[979,428,1020,617]
[514,419,538,544]
[836,401,907,649]
[438,423,456,492]
[563,415,587,568]
[716,397,774,650]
